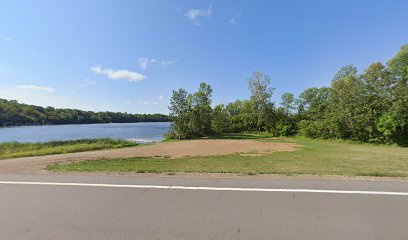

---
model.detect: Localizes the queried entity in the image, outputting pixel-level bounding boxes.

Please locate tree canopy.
[0,99,169,127]
[167,45,408,145]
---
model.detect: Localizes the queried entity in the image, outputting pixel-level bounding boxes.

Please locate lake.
[0,122,171,143]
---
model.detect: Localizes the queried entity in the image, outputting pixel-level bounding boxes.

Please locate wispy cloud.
[125,96,166,105]
[229,11,243,24]
[125,100,159,105]
[3,37,13,43]
[185,5,212,26]
[81,78,97,88]
[138,58,157,70]
[161,59,179,66]
[16,85,56,92]
[91,66,146,82]
[138,58,178,70]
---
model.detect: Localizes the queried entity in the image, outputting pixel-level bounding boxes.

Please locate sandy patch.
[133,140,299,158]
[0,139,299,173]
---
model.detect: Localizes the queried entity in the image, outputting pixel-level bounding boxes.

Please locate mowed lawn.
[0,139,137,160]
[48,135,408,178]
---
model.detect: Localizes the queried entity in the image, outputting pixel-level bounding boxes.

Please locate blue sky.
[1,0,407,114]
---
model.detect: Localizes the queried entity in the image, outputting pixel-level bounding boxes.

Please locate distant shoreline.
[0,98,171,128]
[1,120,171,129]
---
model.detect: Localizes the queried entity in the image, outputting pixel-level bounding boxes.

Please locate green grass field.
[0,139,137,160]
[48,135,408,177]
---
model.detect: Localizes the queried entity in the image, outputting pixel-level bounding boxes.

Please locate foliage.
[168,82,214,139]
[0,99,169,127]
[167,45,408,145]
[212,104,229,134]
[248,71,275,131]
[191,82,213,136]
[168,88,191,139]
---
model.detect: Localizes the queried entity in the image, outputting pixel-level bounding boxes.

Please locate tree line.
[168,45,408,145]
[0,99,169,127]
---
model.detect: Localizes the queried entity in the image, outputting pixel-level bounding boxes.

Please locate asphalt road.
[0,174,407,240]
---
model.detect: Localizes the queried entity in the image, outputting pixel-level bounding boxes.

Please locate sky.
[0,0,407,114]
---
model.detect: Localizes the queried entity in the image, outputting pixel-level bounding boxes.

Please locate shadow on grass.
[162,132,291,143]
[208,133,274,140]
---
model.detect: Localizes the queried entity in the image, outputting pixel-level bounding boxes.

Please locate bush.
[164,128,179,140]
[297,120,333,139]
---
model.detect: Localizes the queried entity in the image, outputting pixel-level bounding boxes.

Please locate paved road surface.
[0,174,407,240]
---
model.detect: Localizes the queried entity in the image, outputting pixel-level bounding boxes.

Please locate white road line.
[0,181,407,196]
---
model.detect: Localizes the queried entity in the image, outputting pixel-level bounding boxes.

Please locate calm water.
[0,122,171,143]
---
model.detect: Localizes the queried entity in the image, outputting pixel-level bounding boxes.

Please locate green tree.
[360,62,393,142]
[281,92,295,115]
[192,82,213,136]
[275,92,296,136]
[0,98,169,128]
[212,104,229,134]
[168,88,192,139]
[332,65,358,83]
[385,44,408,145]
[248,71,275,131]
[330,71,366,140]
[296,87,332,138]
[226,100,244,132]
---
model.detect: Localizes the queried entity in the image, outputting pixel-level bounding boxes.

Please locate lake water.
[0,122,171,143]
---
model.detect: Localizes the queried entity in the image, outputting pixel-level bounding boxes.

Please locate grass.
[48,135,408,178]
[0,138,137,160]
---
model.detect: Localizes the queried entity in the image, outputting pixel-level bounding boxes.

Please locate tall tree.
[226,100,244,132]
[248,71,275,131]
[332,65,358,83]
[165,44,408,145]
[330,70,366,140]
[276,92,297,136]
[384,44,408,145]
[296,87,332,138]
[281,92,295,115]
[360,62,393,142]
[168,88,191,139]
[192,82,213,136]
[212,104,229,134]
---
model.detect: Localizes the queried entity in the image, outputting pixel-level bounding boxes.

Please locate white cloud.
[16,85,56,92]
[91,66,146,82]
[185,5,212,26]
[159,95,164,100]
